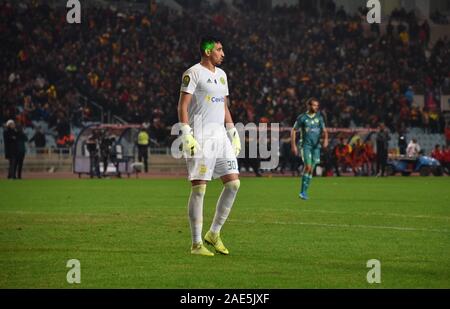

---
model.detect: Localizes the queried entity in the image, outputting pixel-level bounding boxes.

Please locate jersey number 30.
[227,160,237,170]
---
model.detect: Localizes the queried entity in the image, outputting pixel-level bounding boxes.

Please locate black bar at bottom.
[1,289,448,307]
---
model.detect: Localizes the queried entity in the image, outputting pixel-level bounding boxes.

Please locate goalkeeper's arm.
[225,97,241,156]
[178,92,193,125]
[177,92,199,156]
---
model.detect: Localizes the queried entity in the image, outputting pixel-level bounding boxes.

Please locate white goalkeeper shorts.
[185,134,239,181]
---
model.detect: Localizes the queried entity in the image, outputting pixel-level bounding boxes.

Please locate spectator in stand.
[431,144,444,162]
[3,120,18,179]
[406,138,421,157]
[351,139,365,176]
[442,145,450,174]
[15,125,28,179]
[445,125,450,147]
[422,107,430,133]
[334,137,352,175]
[429,108,441,134]
[431,10,449,24]
[404,86,414,105]
[376,123,390,177]
[29,126,46,154]
[363,140,376,176]
[398,131,407,155]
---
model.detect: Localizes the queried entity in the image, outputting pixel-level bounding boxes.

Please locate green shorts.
[300,145,321,167]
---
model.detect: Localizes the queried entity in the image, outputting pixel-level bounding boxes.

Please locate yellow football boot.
[204,231,229,255]
[191,242,214,257]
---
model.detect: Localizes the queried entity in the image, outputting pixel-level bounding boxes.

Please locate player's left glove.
[227,127,241,156]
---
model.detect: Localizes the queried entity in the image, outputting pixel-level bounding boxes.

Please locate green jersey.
[293,112,326,148]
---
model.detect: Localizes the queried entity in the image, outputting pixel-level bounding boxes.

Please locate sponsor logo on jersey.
[182,75,190,87]
[207,78,213,83]
[206,95,225,103]
[211,96,225,103]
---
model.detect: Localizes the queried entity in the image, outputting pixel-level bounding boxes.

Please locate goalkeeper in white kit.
[177,36,241,256]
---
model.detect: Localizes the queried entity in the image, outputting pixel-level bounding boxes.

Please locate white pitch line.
[288,209,450,221]
[4,211,449,233]
[228,219,450,234]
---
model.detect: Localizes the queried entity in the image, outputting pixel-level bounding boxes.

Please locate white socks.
[210,180,240,234]
[188,180,240,244]
[188,184,206,244]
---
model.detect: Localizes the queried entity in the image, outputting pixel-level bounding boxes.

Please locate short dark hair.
[199,36,221,56]
[306,97,319,106]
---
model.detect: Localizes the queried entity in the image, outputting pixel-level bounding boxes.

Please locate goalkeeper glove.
[180,124,199,156]
[227,127,241,156]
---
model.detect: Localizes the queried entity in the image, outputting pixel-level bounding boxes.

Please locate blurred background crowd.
[1,0,449,175]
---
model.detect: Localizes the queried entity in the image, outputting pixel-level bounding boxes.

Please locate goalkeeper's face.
[208,42,225,66]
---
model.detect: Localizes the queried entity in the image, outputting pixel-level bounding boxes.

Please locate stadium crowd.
[1,1,449,150]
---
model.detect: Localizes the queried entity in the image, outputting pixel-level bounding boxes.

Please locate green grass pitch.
[0,177,449,288]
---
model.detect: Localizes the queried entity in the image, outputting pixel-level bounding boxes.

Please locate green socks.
[301,173,312,193]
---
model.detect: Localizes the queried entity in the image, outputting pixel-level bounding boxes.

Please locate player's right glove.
[180,124,199,156]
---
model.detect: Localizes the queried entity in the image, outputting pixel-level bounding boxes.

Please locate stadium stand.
[0,0,449,174]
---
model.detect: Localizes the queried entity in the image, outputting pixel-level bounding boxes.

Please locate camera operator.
[99,130,112,177]
[110,135,122,178]
[100,133,121,177]
[86,130,101,178]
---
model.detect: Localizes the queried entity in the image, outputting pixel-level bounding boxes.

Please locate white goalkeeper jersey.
[180,63,229,138]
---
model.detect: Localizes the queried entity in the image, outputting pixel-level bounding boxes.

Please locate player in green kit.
[290,98,328,200]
